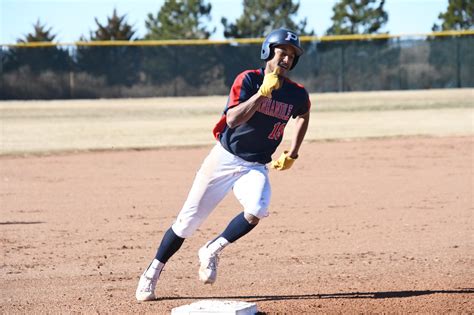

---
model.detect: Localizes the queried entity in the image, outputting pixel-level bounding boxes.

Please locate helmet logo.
[285,32,298,42]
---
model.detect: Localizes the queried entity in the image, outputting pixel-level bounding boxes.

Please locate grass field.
[0,88,473,155]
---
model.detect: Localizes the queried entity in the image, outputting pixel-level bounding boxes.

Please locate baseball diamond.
[1,30,473,315]
[1,136,472,313]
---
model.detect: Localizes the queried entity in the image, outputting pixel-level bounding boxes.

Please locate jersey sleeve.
[292,89,311,118]
[224,71,254,113]
[213,70,257,139]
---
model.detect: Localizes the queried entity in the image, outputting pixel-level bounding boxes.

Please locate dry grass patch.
[1,89,473,155]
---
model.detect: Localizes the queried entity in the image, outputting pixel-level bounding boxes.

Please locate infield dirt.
[1,136,473,313]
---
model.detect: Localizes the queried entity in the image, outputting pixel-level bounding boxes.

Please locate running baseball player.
[136,28,311,301]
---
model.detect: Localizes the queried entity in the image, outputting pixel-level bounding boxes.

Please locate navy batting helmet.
[260,28,304,70]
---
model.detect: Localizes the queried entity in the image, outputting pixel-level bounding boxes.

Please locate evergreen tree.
[429,1,473,89]
[19,19,57,43]
[76,9,140,86]
[432,0,473,31]
[3,19,71,74]
[219,0,312,89]
[221,0,313,38]
[326,0,388,35]
[142,0,217,93]
[89,8,137,40]
[321,1,394,92]
[144,0,214,39]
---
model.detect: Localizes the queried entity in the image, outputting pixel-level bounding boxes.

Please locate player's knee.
[244,212,260,225]
[172,215,204,238]
[172,222,195,238]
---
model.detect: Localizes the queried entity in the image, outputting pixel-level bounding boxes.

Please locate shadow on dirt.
[0,221,44,225]
[156,288,474,302]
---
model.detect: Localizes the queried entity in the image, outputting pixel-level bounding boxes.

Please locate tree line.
[1,0,472,99]
[8,0,474,42]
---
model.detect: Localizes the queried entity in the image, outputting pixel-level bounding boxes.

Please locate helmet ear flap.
[290,55,299,70]
[261,47,268,60]
[266,46,275,61]
[261,44,275,61]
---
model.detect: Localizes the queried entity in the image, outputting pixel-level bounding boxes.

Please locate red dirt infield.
[1,136,473,313]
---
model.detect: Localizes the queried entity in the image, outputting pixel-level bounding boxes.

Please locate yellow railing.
[2,30,473,48]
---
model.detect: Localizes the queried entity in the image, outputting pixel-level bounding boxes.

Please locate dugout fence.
[1,30,473,99]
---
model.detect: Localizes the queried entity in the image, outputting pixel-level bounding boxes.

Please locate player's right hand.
[258,67,282,98]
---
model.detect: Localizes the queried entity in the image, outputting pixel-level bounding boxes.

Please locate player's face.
[268,45,296,76]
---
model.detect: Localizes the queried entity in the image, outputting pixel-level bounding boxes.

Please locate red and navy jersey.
[213,68,311,164]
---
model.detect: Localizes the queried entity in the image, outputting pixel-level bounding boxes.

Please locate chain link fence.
[1,32,473,99]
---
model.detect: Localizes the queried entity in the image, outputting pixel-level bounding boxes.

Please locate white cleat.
[198,241,219,284]
[135,271,158,301]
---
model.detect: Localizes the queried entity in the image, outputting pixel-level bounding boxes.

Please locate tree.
[144,0,214,40]
[432,0,473,31]
[326,0,388,35]
[219,0,313,89]
[429,1,473,89]
[19,19,58,42]
[221,0,313,38]
[75,9,140,86]
[88,8,137,40]
[3,19,71,74]
[321,1,394,92]
[142,0,218,94]
[1,20,73,99]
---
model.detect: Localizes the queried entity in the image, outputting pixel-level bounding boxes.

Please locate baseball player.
[136,28,311,301]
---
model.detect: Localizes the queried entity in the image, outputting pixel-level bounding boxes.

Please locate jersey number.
[268,122,286,140]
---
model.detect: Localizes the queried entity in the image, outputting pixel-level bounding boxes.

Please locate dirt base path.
[1,136,473,313]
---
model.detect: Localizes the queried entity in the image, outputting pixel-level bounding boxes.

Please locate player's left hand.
[270,151,297,171]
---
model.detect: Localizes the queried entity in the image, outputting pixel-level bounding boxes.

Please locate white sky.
[1,0,448,44]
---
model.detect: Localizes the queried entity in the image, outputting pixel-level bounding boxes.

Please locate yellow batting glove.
[270,151,297,171]
[258,67,282,98]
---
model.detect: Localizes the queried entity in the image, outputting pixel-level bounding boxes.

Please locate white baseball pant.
[172,142,271,238]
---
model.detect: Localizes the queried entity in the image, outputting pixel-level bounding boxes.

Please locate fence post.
[338,44,345,92]
[456,36,461,88]
[174,47,179,97]
[69,71,75,99]
[397,38,403,90]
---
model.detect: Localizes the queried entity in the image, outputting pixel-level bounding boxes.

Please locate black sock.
[155,227,185,263]
[221,212,257,243]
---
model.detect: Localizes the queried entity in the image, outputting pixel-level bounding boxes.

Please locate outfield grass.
[0,89,472,155]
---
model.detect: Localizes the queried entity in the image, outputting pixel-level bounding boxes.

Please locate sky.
[1,0,448,44]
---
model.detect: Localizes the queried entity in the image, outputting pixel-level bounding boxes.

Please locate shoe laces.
[205,252,219,271]
[141,274,157,292]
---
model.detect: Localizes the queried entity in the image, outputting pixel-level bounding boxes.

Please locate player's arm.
[287,110,310,159]
[270,110,309,170]
[226,93,265,128]
[227,67,282,129]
